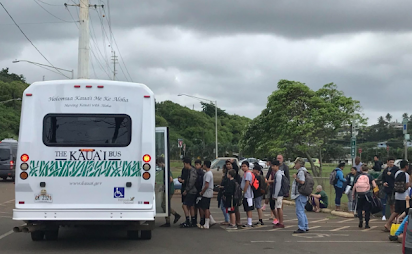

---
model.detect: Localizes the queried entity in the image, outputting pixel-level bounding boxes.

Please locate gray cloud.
[1,0,412,125]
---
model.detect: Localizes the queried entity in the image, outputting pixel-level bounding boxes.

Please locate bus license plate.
[34,194,53,203]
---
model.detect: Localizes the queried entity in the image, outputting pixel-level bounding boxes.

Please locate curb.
[282,200,354,218]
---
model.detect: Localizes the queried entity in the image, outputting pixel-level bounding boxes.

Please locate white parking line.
[0,199,14,206]
[362,226,377,231]
[338,218,354,223]
[0,231,13,240]
[311,218,329,223]
[309,226,321,230]
[330,226,350,231]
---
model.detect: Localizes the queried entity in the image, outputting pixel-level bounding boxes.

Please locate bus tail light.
[143,163,151,171]
[10,160,14,170]
[21,154,29,162]
[142,172,151,180]
[20,172,28,180]
[20,163,29,170]
[143,154,151,163]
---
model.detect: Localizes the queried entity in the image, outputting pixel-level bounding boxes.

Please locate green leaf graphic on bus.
[28,161,142,177]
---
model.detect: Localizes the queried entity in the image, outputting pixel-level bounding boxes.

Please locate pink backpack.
[355,174,370,193]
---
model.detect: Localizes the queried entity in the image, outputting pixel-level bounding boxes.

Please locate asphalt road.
[0,179,399,254]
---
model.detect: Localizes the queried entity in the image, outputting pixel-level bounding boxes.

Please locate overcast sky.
[1,0,412,124]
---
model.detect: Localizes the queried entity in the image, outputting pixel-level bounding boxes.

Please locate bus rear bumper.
[13,209,155,222]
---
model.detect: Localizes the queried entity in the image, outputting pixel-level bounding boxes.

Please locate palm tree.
[385,113,392,123]
[403,113,409,119]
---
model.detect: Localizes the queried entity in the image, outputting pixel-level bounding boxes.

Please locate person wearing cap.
[291,158,309,233]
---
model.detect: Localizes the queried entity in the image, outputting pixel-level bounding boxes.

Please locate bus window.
[43,114,131,147]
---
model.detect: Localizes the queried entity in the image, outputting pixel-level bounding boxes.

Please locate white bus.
[13,80,171,241]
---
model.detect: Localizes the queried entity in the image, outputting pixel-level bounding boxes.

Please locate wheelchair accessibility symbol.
[114,187,125,198]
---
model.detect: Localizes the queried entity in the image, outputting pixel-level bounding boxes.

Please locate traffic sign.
[178,139,183,148]
[351,137,356,158]
[386,145,389,151]
[358,148,362,154]
[183,143,186,152]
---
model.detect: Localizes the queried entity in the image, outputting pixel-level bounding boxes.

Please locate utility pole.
[112,51,118,80]
[403,118,409,161]
[77,0,90,79]
[42,75,45,81]
[351,121,357,166]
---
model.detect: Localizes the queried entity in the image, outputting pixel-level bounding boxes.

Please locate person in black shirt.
[225,169,239,230]
[382,157,400,217]
[372,155,383,172]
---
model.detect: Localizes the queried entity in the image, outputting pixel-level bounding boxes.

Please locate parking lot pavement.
[0,182,399,254]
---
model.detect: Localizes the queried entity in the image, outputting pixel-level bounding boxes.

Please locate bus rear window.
[0,148,10,161]
[43,114,131,147]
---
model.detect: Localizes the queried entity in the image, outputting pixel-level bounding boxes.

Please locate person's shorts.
[198,197,211,210]
[387,192,395,206]
[274,197,283,209]
[183,194,197,207]
[311,197,327,208]
[243,198,255,212]
[254,196,263,209]
[395,200,407,214]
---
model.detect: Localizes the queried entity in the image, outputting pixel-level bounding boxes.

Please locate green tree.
[0,68,29,140]
[241,80,364,176]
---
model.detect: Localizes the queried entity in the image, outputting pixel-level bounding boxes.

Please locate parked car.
[382,159,403,169]
[212,157,239,171]
[0,139,18,181]
[294,157,320,169]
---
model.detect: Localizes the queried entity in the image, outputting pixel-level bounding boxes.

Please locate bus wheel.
[127,230,139,240]
[31,231,45,241]
[45,229,59,241]
[141,230,152,240]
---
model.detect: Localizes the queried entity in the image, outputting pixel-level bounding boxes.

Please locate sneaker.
[242,224,253,228]
[274,223,285,228]
[358,221,363,228]
[293,229,306,234]
[160,223,171,227]
[272,219,279,225]
[180,222,191,228]
[365,224,370,229]
[254,221,264,226]
[173,214,181,224]
[226,225,238,230]
[389,235,399,241]
[382,216,386,221]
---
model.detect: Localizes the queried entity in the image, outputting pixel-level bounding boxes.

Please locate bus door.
[155,127,170,217]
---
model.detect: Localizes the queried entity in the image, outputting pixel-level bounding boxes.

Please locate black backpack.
[280,174,290,197]
[195,168,205,192]
[394,171,408,193]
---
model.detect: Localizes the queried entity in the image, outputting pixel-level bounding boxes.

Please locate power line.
[102,2,133,81]
[0,2,70,79]
[0,21,77,25]
[36,0,63,6]
[33,0,71,22]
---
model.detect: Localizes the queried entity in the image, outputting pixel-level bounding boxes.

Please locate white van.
[13,80,171,241]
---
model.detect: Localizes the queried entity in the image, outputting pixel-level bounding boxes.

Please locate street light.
[178,93,218,159]
[0,98,21,104]
[12,60,74,79]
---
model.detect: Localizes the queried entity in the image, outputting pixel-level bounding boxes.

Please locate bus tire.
[31,231,45,241]
[45,229,59,241]
[127,230,139,240]
[140,230,151,240]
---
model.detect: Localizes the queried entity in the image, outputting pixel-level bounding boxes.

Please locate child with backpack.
[385,160,410,232]
[252,165,266,226]
[353,164,377,229]
[224,169,241,230]
[330,163,347,211]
